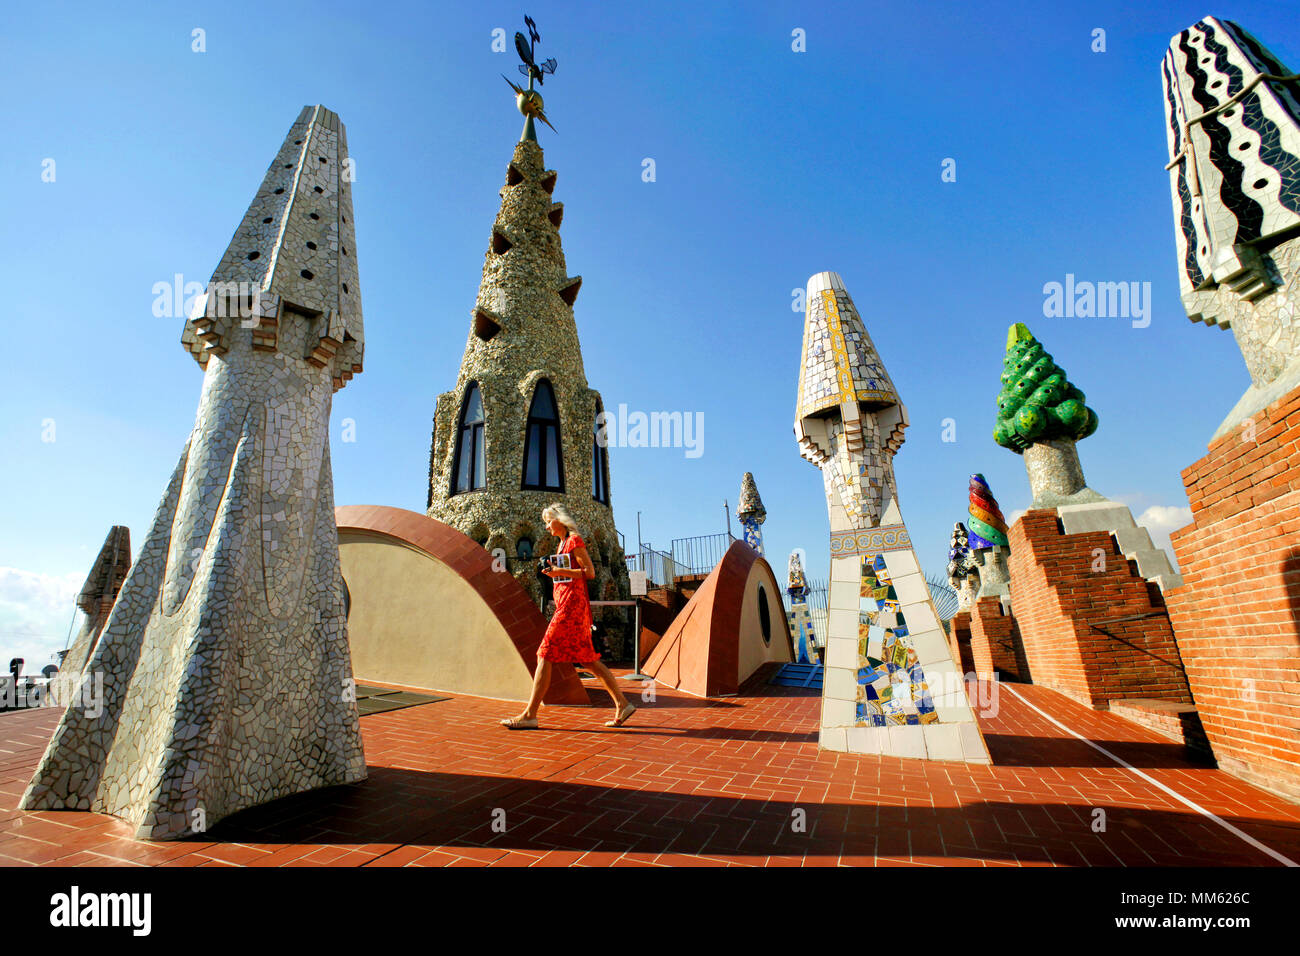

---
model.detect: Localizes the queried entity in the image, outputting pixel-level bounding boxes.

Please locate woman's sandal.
[500,715,538,730]
[605,702,636,728]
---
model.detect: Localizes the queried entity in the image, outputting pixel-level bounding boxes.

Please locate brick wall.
[1166,384,1300,803]
[1108,699,1212,756]
[1007,510,1192,709]
[636,586,688,665]
[948,611,974,676]
[968,597,1026,681]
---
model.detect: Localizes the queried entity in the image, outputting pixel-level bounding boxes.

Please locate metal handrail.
[623,545,676,588]
[669,532,738,576]
[799,577,829,651]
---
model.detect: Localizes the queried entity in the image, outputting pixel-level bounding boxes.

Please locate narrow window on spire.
[451,382,486,494]
[522,379,564,492]
[592,402,610,505]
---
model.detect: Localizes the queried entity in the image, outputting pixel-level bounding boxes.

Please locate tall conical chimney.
[22,105,368,840]
[427,93,627,645]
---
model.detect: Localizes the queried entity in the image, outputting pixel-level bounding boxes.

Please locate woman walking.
[501,504,636,730]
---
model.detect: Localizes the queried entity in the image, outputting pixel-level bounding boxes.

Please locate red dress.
[537,534,597,663]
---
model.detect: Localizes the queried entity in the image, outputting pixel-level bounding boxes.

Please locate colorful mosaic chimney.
[795,271,989,763]
[21,106,368,840]
[787,551,809,596]
[785,550,819,665]
[996,324,1103,509]
[967,474,1012,602]
[992,324,1183,591]
[967,475,1008,549]
[1162,17,1300,438]
[736,472,767,555]
[946,522,979,612]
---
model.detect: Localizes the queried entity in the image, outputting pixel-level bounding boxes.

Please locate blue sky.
[2,0,1297,669]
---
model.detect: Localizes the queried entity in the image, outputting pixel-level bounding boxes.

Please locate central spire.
[426,26,629,651]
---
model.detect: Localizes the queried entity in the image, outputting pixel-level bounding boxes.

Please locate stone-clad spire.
[55,526,131,688]
[461,139,584,362]
[427,113,626,633]
[22,106,368,839]
[182,104,363,391]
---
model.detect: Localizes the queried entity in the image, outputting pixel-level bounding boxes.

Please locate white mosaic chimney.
[21,105,367,840]
[795,271,990,764]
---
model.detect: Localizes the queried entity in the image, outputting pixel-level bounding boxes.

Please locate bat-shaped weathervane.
[515,15,556,85]
[501,14,558,134]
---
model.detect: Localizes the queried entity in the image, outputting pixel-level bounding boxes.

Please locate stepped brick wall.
[948,611,974,676]
[968,597,1026,682]
[1007,511,1192,709]
[1166,383,1300,803]
[1108,699,1212,756]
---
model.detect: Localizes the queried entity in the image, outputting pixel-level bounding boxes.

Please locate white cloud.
[1136,505,1193,568]
[0,567,84,674]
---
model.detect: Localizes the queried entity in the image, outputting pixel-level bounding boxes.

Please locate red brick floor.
[2,671,1299,867]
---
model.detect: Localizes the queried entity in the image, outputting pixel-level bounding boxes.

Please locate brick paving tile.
[2,675,1299,866]
[57,850,146,867]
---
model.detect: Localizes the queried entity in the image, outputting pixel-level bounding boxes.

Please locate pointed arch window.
[451,382,486,494]
[592,402,610,505]
[522,379,564,491]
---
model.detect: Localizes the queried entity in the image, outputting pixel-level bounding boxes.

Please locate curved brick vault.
[643,541,794,698]
[335,505,587,705]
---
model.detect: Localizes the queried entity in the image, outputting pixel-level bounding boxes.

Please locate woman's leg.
[521,659,552,719]
[585,659,630,713]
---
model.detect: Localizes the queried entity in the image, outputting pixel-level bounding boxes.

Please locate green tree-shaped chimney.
[994,323,1098,452]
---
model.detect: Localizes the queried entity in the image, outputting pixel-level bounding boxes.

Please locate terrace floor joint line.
[1000,683,1298,867]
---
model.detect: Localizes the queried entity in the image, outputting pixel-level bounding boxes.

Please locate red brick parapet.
[968,597,1026,682]
[1007,511,1192,709]
[1165,383,1300,803]
[948,611,974,677]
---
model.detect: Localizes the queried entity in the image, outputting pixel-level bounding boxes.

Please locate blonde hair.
[541,503,581,537]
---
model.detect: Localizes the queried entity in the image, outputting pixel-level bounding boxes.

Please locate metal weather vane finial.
[501,13,557,139]
[516,15,556,87]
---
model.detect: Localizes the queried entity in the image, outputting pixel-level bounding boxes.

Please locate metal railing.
[624,545,678,589]
[669,532,739,576]
[802,577,829,651]
[620,530,746,589]
[925,574,959,622]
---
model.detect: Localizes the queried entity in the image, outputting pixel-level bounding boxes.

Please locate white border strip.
[1001,684,1297,867]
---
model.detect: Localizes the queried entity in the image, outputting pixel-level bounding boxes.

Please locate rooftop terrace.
[2,671,1298,867]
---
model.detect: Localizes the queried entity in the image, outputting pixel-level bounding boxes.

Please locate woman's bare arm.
[543,544,596,580]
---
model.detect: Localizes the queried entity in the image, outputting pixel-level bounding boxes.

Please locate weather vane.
[502,14,557,139]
